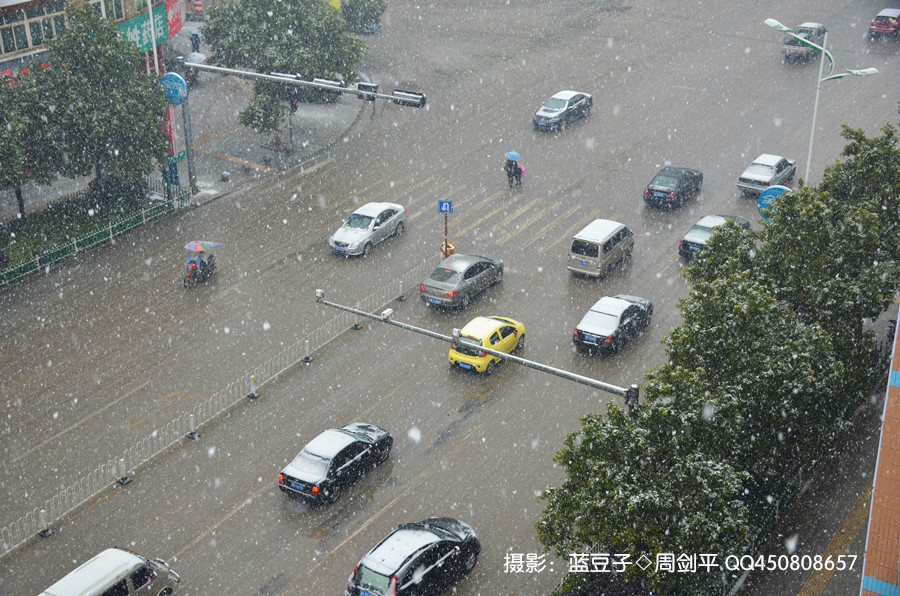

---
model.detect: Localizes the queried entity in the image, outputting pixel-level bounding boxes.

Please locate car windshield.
[746,163,775,177]
[354,565,391,592]
[587,310,619,330]
[344,214,373,230]
[455,336,484,357]
[428,268,461,284]
[685,225,714,244]
[294,451,331,476]
[543,97,567,110]
[650,174,678,188]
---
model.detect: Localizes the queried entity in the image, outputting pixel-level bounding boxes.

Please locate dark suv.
[346,518,480,595]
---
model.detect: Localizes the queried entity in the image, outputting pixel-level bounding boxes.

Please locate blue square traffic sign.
[438,200,453,214]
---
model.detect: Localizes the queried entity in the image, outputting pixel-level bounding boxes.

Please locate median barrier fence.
[0,255,433,558]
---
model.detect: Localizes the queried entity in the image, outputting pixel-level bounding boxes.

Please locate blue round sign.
[758,185,791,222]
[161,73,189,105]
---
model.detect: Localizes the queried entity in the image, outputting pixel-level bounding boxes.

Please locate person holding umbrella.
[504,151,523,187]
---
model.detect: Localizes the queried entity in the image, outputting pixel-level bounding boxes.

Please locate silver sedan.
[419,253,504,309]
[328,202,407,256]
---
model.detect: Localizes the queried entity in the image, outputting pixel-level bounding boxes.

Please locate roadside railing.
[0,179,191,287]
[0,255,435,559]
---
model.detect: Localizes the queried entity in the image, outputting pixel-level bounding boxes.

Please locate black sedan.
[573,294,653,354]
[419,253,503,310]
[346,517,480,596]
[278,422,392,504]
[532,90,592,131]
[679,214,751,259]
[643,167,703,209]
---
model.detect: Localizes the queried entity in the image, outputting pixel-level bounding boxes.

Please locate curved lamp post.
[764,18,878,183]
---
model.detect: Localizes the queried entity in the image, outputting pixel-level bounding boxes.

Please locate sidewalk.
[0,21,363,219]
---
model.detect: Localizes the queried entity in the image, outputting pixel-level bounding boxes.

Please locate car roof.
[439,253,491,272]
[694,215,729,229]
[752,154,784,166]
[353,202,403,217]
[41,548,143,596]
[459,316,514,338]
[550,90,586,100]
[877,9,900,18]
[589,296,631,317]
[363,527,442,575]
[303,429,356,458]
[573,219,624,242]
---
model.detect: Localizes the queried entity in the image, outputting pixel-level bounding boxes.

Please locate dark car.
[678,214,751,259]
[419,253,503,309]
[573,294,653,354]
[278,422,392,504]
[532,90,592,131]
[642,167,703,209]
[346,517,480,596]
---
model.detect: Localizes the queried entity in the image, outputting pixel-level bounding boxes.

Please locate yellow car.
[448,316,526,375]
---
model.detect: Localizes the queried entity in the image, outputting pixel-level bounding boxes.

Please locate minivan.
[38,547,180,596]
[566,219,634,278]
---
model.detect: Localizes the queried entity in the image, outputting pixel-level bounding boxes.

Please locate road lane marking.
[496,202,561,246]
[455,194,539,238]
[519,204,582,251]
[797,482,872,595]
[11,381,149,464]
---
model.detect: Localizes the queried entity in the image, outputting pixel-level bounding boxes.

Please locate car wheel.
[516,333,525,351]
[460,294,470,310]
[394,222,404,237]
[584,105,591,118]
[182,277,191,290]
[377,445,391,464]
[328,483,344,503]
[362,243,373,257]
[461,549,479,574]
[494,268,504,285]
[485,360,496,375]
[158,589,174,596]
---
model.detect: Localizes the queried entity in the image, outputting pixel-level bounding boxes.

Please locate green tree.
[32,4,168,194]
[204,0,367,133]
[537,405,750,595]
[341,0,387,34]
[0,72,59,222]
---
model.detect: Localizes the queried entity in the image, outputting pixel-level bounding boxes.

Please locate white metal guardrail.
[0,256,434,558]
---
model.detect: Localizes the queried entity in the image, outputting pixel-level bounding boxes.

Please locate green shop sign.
[117,5,169,53]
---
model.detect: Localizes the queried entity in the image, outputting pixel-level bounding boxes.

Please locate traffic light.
[356,82,378,101]
[289,98,298,113]
[391,90,427,108]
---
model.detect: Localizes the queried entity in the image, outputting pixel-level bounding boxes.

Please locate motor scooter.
[183,253,216,289]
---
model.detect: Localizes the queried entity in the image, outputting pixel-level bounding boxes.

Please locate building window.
[0,0,122,59]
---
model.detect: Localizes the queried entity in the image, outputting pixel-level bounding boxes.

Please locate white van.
[566,219,634,278]
[38,547,180,596]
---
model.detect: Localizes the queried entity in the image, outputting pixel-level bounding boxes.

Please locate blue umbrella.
[505,151,522,161]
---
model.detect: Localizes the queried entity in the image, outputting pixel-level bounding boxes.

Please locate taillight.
[479,351,487,357]
[667,192,676,199]
[278,473,284,485]
[680,239,684,246]
[311,486,320,496]
[450,343,456,350]
[389,575,398,596]
[348,563,359,588]
[419,284,426,291]
[573,328,579,337]
[642,188,650,196]
[444,291,458,297]
[604,336,612,345]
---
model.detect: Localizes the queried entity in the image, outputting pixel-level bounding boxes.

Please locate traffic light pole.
[314,289,640,410]
[182,62,426,107]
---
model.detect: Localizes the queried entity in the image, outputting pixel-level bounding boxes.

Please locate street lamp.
[764,18,878,183]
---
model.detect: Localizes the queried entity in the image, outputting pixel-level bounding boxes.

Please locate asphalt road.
[1,0,899,594]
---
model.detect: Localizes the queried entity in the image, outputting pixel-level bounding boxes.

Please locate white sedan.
[328,202,407,256]
[737,154,796,195]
